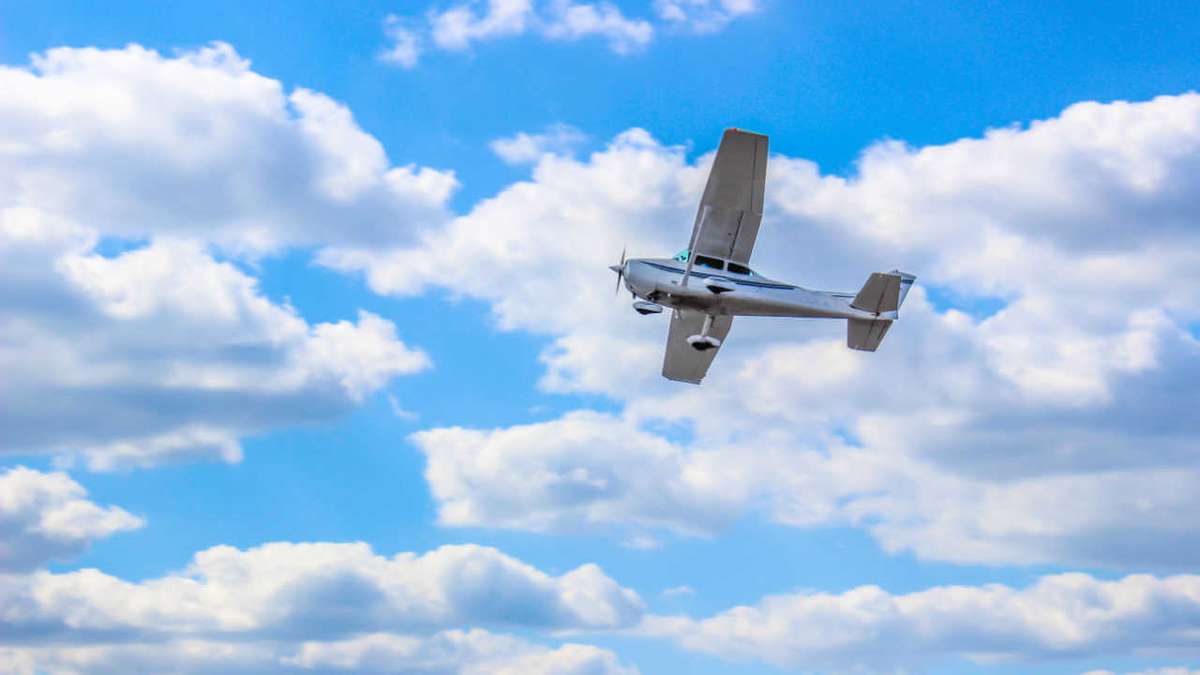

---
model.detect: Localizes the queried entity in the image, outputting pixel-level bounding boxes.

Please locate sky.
[1,1,1199,673]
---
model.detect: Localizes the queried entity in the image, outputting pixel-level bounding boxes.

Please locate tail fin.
[851,270,916,317]
[847,270,915,352]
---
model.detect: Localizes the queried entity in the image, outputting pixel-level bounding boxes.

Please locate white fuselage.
[621,258,885,321]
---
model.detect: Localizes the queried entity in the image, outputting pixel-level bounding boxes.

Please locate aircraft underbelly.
[631,261,869,320]
[652,283,853,319]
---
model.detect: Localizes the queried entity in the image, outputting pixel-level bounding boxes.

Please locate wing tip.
[724,127,768,140]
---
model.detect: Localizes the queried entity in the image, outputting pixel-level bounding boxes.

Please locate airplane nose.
[609,264,623,273]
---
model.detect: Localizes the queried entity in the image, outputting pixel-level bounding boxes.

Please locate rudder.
[851,270,917,316]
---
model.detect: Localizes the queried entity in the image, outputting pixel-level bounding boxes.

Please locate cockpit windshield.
[671,250,755,276]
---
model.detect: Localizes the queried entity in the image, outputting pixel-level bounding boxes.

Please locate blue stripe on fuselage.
[643,261,797,290]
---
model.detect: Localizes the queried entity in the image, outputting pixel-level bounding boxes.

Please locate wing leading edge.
[662,310,733,384]
[688,129,768,265]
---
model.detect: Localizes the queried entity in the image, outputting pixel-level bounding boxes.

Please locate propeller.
[609,246,627,296]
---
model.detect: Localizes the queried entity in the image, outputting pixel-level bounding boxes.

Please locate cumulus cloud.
[0,538,640,674]
[0,216,430,470]
[286,631,638,674]
[0,44,440,469]
[0,43,456,254]
[0,467,142,571]
[0,541,642,639]
[0,632,637,675]
[7,477,1200,675]
[335,95,1200,569]
[645,573,1200,671]
[414,411,744,534]
[490,124,588,164]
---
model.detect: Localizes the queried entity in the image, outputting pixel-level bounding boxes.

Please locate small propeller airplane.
[611,128,916,384]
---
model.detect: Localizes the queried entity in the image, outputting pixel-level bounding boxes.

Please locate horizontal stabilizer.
[848,318,892,352]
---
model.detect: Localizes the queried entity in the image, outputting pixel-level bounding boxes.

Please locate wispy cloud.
[489,123,588,164]
[380,0,757,68]
[654,0,760,33]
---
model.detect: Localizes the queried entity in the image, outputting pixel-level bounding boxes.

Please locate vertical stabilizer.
[852,271,917,316]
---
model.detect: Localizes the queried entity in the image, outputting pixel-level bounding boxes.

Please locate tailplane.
[847,270,916,352]
[848,318,892,351]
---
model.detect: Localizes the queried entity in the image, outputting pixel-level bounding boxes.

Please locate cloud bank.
[0,44,442,469]
[331,94,1200,570]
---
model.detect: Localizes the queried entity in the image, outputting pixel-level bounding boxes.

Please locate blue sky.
[2,2,1200,674]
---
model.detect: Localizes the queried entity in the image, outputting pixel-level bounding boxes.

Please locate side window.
[727,262,751,276]
[694,255,724,270]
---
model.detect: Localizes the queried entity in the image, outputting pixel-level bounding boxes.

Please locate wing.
[688,129,768,264]
[662,310,734,384]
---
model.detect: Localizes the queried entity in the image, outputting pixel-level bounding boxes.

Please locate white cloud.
[0,214,430,470]
[0,631,637,675]
[0,467,142,571]
[0,537,641,674]
[336,94,1200,569]
[0,641,279,675]
[490,124,588,164]
[413,410,750,535]
[287,630,637,674]
[0,43,456,254]
[384,0,759,65]
[645,572,1200,671]
[430,0,537,51]
[380,16,423,68]
[0,44,443,469]
[540,0,655,54]
[654,0,759,33]
[6,477,1200,675]
[0,541,642,639]
[660,585,695,598]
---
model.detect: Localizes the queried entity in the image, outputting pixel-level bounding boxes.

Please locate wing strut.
[680,205,710,288]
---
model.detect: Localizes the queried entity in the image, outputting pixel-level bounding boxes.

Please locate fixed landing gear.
[687,314,722,351]
[632,301,663,315]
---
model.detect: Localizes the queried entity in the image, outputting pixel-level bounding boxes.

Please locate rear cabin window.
[694,255,724,270]
[726,262,752,275]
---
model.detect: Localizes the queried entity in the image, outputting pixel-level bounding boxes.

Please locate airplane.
[610,128,916,384]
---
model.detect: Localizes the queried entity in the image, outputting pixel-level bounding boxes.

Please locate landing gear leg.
[686,315,722,351]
